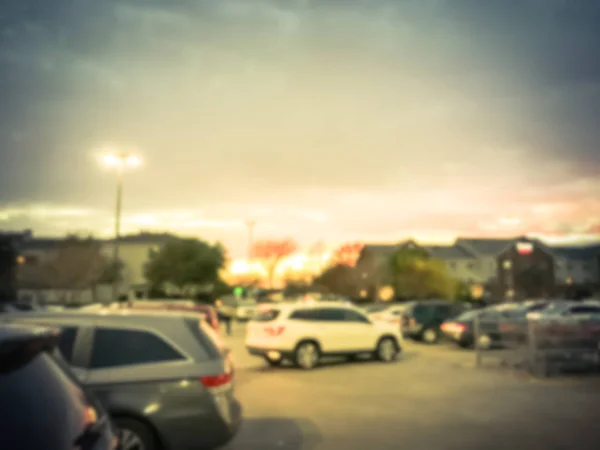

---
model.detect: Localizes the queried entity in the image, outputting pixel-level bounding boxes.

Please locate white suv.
[245,302,403,369]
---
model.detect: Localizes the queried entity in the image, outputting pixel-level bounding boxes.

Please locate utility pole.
[246,220,256,261]
[112,167,123,304]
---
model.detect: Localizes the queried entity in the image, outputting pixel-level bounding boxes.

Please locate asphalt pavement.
[221,323,600,450]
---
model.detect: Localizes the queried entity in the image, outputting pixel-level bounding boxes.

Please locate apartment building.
[14,231,175,303]
[360,236,600,299]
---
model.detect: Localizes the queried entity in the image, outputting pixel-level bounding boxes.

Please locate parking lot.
[223,323,600,450]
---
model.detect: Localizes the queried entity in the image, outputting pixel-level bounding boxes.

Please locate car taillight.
[264,325,285,336]
[441,322,465,333]
[200,372,233,388]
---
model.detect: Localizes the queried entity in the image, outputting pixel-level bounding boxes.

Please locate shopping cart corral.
[472,315,600,377]
[531,318,600,376]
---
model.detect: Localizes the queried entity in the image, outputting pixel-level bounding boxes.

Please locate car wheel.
[294,341,320,370]
[264,356,282,367]
[458,340,472,349]
[476,334,492,350]
[114,418,156,450]
[422,328,439,344]
[375,337,399,362]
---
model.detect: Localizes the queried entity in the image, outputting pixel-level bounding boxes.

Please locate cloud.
[1,0,599,252]
[0,205,95,221]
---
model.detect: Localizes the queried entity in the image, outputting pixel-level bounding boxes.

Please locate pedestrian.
[216,299,232,336]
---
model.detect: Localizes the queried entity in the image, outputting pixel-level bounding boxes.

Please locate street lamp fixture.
[98,151,142,303]
[100,152,142,169]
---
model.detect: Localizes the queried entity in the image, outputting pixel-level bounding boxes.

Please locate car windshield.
[454,310,482,322]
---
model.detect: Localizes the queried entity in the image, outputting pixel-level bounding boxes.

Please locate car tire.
[264,356,282,367]
[375,337,399,362]
[421,327,439,344]
[458,340,472,349]
[476,334,492,350]
[293,341,320,370]
[114,417,157,450]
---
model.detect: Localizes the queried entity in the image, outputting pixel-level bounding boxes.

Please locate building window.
[467,262,478,271]
[448,262,456,270]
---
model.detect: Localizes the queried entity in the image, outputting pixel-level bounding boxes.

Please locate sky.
[1,0,600,256]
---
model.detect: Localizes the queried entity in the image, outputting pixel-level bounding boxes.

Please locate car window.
[90,328,185,369]
[289,309,319,321]
[342,309,370,323]
[569,306,600,315]
[434,305,452,319]
[253,309,281,322]
[413,304,433,321]
[57,327,77,363]
[526,303,548,312]
[317,308,346,322]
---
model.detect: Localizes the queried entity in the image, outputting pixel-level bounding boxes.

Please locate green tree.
[454,280,473,302]
[144,237,226,296]
[389,248,456,300]
[313,263,359,297]
[97,259,125,284]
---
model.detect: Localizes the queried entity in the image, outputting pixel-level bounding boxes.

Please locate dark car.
[2,309,242,450]
[441,301,549,349]
[401,300,468,344]
[0,323,118,450]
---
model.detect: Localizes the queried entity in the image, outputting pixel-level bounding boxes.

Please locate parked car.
[0,323,118,450]
[217,295,258,321]
[401,301,468,344]
[527,300,600,321]
[0,301,38,313]
[441,301,550,349]
[2,309,242,450]
[245,302,402,369]
[363,303,407,328]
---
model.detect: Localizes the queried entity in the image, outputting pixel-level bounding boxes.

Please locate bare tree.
[18,236,107,299]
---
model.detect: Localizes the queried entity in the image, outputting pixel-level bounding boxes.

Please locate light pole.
[100,152,141,303]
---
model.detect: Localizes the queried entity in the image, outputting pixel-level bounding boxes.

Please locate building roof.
[550,245,600,260]
[18,238,61,251]
[14,232,177,252]
[424,245,476,260]
[455,238,516,257]
[362,244,398,254]
[107,232,178,244]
